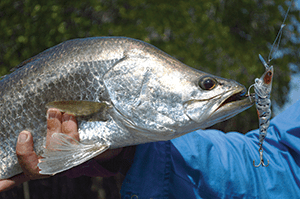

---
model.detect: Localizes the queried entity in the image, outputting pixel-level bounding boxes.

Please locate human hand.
[0,108,124,192]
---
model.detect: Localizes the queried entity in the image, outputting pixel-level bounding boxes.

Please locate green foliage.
[0,0,299,133]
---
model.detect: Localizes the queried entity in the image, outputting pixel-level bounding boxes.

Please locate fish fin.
[38,133,109,175]
[46,101,108,116]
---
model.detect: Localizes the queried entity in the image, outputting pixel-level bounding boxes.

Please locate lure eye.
[264,71,273,84]
[199,76,217,90]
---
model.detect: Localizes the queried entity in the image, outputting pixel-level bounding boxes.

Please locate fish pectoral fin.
[38,133,109,175]
[46,101,108,116]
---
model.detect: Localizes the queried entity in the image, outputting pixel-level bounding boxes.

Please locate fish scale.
[0,37,254,178]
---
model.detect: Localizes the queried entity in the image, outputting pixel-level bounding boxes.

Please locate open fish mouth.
[218,89,254,110]
[210,88,255,122]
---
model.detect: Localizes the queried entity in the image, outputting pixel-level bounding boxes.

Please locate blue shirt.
[120,100,300,199]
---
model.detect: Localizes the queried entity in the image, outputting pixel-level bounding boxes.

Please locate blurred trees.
[0,0,299,198]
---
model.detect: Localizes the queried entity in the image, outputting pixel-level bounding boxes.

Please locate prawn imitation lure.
[250,56,273,167]
[250,4,291,167]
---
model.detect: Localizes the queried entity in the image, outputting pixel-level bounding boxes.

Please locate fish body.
[0,37,253,178]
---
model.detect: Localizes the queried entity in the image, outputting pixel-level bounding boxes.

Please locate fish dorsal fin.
[38,133,109,175]
[46,101,108,117]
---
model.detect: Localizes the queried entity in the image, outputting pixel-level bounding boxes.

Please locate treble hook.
[253,144,269,167]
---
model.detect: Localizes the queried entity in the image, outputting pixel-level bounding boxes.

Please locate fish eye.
[198,76,217,90]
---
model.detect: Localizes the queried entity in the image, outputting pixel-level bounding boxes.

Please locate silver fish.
[0,37,254,179]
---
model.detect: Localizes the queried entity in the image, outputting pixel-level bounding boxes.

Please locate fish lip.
[217,88,254,110]
[183,85,254,128]
[211,87,255,119]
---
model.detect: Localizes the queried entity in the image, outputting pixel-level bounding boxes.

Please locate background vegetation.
[0,0,299,198]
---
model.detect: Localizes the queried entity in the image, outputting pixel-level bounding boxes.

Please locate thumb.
[16,131,43,179]
[0,131,45,192]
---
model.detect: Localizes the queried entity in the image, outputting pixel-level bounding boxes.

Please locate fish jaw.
[203,89,255,129]
[183,80,255,130]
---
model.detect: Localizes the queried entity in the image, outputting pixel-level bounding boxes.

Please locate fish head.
[103,41,254,140]
[180,69,254,131]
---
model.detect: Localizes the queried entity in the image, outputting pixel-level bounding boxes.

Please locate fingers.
[46,108,62,148]
[62,112,79,141]
[2,109,79,192]
[16,131,45,180]
[46,109,79,148]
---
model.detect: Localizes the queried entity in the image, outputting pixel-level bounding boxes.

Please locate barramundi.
[0,37,254,179]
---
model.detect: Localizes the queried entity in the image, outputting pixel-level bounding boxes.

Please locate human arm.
[121,100,300,198]
[170,100,300,198]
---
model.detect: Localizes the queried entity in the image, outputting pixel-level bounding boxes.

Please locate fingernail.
[18,131,29,143]
[62,114,74,122]
[47,109,57,119]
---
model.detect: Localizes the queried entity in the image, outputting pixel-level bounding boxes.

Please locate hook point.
[253,145,270,167]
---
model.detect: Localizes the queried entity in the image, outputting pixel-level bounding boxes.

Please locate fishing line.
[268,4,291,63]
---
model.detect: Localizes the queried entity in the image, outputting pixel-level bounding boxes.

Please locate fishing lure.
[251,4,290,167]
[250,55,273,167]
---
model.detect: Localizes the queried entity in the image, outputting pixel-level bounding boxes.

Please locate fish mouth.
[210,87,255,122]
[218,89,254,109]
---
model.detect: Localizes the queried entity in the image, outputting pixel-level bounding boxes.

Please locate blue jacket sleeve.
[121,100,300,199]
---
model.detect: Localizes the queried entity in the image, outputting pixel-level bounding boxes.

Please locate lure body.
[255,55,274,144]
[252,55,273,167]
